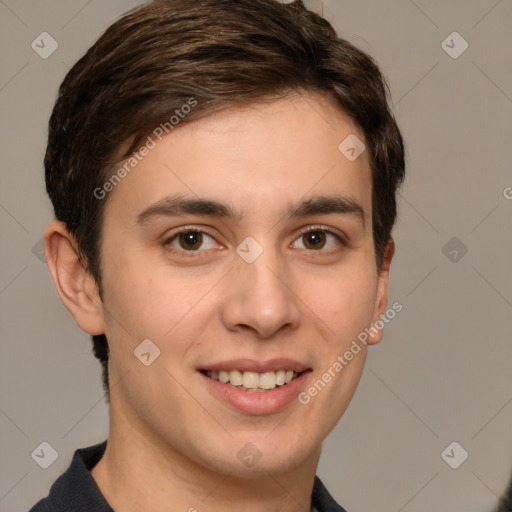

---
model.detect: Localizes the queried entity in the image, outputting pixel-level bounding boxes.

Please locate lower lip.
[199,371,311,415]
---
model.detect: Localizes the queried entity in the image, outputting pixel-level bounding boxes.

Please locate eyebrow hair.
[137,195,243,224]
[136,194,366,229]
[284,195,366,229]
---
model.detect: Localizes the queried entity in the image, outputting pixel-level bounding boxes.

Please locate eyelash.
[162,225,348,256]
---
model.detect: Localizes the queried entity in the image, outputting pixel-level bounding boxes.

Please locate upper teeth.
[206,370,297,390]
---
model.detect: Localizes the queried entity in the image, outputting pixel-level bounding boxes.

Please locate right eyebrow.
[136,195,243,225]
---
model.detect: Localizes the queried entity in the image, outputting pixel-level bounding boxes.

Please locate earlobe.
[44,220,105,335]
[367,238,395,346]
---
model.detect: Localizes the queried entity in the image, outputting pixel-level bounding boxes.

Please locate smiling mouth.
[201,369,303,392]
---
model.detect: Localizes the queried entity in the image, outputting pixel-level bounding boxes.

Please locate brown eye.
[292,228,345,251]
[165,230,218,252]
[178,231,203,250]
[302,231,326,250]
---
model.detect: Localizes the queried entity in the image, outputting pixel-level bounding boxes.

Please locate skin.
[45,92,394,512]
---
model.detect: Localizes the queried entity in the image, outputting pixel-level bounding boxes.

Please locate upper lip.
[199,358,311,373]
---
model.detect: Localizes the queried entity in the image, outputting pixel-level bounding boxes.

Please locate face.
[96,92,392,477]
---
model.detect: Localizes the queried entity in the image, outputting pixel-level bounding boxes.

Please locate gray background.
[1,0,511,510]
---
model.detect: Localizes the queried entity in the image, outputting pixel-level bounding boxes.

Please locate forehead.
[102,92,372,225]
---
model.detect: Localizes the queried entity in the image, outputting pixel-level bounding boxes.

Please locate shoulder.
[28,441,112,512]
[312,475,350,512]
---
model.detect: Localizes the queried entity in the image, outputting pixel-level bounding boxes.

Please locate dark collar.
[30,441,347,512]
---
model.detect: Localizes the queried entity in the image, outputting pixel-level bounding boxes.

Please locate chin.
[214,431,319,477]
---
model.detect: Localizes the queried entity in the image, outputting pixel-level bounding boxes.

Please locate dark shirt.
[29,441,348,512]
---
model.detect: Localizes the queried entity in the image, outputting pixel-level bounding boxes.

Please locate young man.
[31,0,405,510]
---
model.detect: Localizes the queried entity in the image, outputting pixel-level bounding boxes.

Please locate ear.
[366,238,395,346]
[44,220,105,335]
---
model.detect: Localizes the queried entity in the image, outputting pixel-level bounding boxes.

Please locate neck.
[91,402,321,512]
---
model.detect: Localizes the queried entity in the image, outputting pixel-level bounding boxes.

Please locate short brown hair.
[45,0,406,398]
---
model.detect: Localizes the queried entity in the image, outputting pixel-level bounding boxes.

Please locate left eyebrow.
[136,193,366,231]
[284,195,366,231]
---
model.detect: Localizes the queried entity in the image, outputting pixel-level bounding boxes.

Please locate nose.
[220,246,301,339]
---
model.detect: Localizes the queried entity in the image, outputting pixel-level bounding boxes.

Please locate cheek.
[299,262,378,343]
[101,249,222,353]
